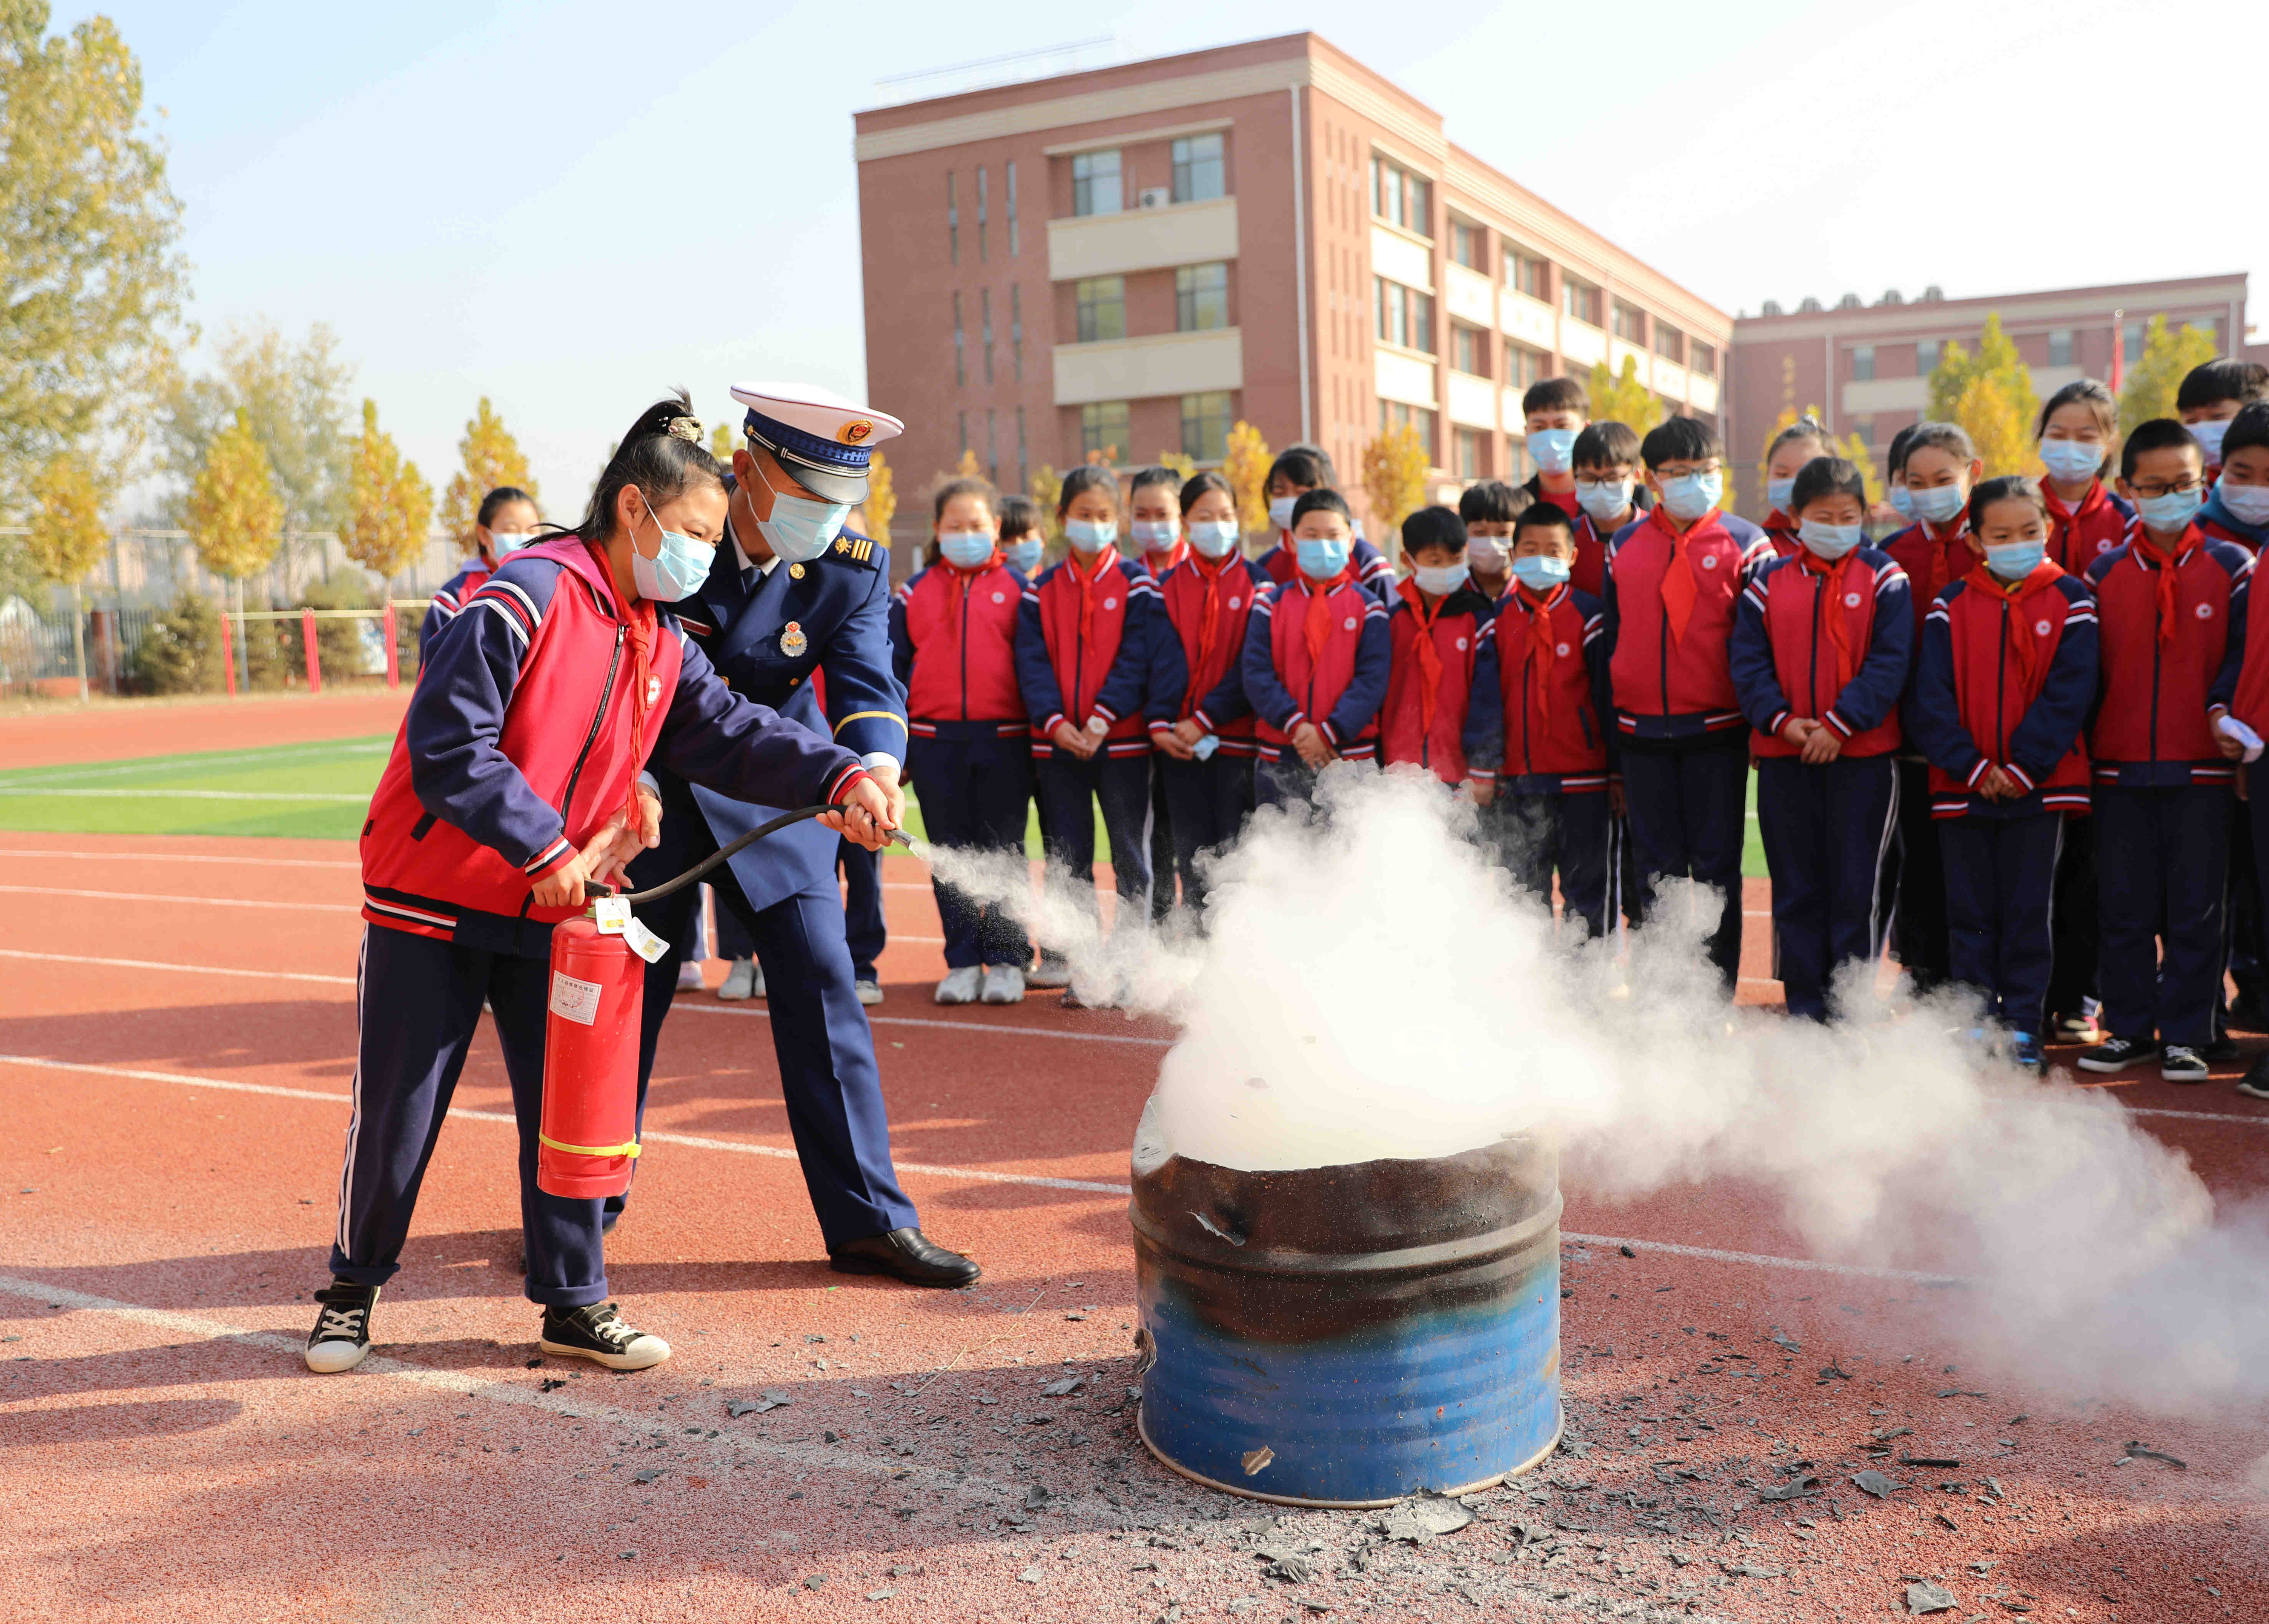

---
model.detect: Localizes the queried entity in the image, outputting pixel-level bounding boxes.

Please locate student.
[1570,421,1644,597]
[2073,421,2250,1082]
[1148,471,1271,918]
[998,493,1046,577]
[1881,422,1981,998]
[1016,465,1166,1004]
[2210,402,2269,1097]
[1758,418,1835,558]
[1128,466,1186,921]
[1879,424,1918,536]
[2176,359,2269,480]
[2202,401,2269,550]
[1601,415,1771,991]
[1380,505,1494,785]
[1254,446,1393,593]
[422,486,540,658]
[1907,476,2098,1074]
[1463,503,1612,938]
[1241,487,1392,808]
[2037,380,2133,571]
[1458,479,1525,599]
[890,476,1032,1006]
[1730,456,1913,1020]
[1519,376,1587,519]
[309,393,901,1374]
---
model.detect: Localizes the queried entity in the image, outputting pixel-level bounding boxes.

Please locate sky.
[79,0,2267,515]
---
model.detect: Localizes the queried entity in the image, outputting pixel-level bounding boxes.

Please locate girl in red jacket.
[2038,380,2133,572]
[1758,418,1834,559]
[890,477,1032,1006]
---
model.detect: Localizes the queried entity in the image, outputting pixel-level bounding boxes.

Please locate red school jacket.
[890,555,1025,731]
[1730,549,1913,759]
[1882,520,1976,640]
[2044,480,2136,575]
[1463,583,1611,792]
[2084,522,2251,786]
[1152,551,1271,753]
[1603,506,1774,741]
[1379,578,1495,783]
[1014,548,1160,757]
[1239,571,1393,760]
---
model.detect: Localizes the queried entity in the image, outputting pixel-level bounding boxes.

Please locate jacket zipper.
[559,623,625,821]
[1808,573,1823,724]
[958,575,970,722]
[1994,600,2009,787]
[2148,560,2163,764]
[1520,602,1535,776]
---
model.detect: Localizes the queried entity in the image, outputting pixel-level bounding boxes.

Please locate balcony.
[1687,372,1720,414]
[1499,288,1555,352]
[1839,376,1928,416]
[1558,318,1607,371]
[1445,369,1496,429]
[1048,196,1238,282]
[1369,224,1433,295]
[1609,338,1648,381]
[1374,346,1438,411]
[1650,357,1689,403]
[1443,262,1494,330]
[1053,326,1242,406]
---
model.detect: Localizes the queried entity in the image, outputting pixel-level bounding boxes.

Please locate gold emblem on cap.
[841,419,874,445]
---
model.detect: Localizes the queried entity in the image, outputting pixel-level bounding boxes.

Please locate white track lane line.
[0,948,355,984]
[0,847,360,869]
[0,740,386,788]
[0,884,353,911]
[0,787,368,802]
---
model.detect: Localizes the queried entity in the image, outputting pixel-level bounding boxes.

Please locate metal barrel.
[1131,1130,1561,1508]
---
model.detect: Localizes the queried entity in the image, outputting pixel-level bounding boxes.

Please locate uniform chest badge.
[1556,641,1571,656]
[2034,619,2052,636]
[1103,596,1118,611]
[1455,635,1468,650]
[2097,540,2114,553]
[1228,595,1242,609]
[2198,603,2214,619]
[781,621,808,657]
[1701,553,1720,570]
[646,675,662,704]
[992,590,1007,603]
[1342,616,1358,631]
[1844,592,1862,608]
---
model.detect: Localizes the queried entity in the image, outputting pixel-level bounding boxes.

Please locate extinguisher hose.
[587,804,914,907]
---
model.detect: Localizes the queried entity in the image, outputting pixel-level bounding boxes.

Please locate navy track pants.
[1939,812,2063,1035]
[1754,754,1898,1020]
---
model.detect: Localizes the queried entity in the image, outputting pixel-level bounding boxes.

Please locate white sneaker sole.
[855,983,884,1006]
[538,1332,672,1371]
[305,1339,370,1374]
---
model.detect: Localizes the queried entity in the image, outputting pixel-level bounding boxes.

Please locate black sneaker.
[304,1280,380,1373]
[2076,1037,2159,1074]
[538,1301,671,1370]
[2160,1045,2210,1084]
[2236,1054,2269,1100]
[2229,994,2269,1034]
[2200,1034,2242,1064]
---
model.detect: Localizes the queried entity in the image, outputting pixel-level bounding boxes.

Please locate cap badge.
[841,419,875,445]
[781,621,808,658]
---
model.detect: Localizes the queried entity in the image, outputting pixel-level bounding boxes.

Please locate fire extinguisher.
[535,803,913,1199]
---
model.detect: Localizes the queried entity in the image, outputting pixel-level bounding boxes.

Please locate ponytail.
[573,389,726,544]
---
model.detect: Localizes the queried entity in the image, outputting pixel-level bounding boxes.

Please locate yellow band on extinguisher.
[538,1133,641,1159]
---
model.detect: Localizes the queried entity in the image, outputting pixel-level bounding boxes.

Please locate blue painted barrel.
[1131,1130,1561,1507]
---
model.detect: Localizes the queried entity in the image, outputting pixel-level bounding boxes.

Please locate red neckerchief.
[1650,505,1727,645]
[1300,567,1355,664]
[950,545,1004,580]
[1060,545,1117,648]
[1183,552,1239,715]
[1960,557,2066,689]
[1797,547,1862,692]
[1910,519,1973,613]
[1511,582,1564,731]
[1395,577,1448,736]
[587,539,659,835]
[1146,542,1189,579]
[2132,520,2203,644]
[2041,478,2108,546]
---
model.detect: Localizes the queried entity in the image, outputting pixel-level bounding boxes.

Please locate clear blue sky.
[83,0,2261,516]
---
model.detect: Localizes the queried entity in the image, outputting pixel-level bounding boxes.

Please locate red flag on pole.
[2109,307,2125,396]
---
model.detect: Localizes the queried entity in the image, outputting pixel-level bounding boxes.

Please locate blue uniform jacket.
[420,561,490,658]
[1728,548,1914,744]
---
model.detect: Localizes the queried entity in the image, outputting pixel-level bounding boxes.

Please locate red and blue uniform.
[1239,567,1392,806]
[1147,550,1271,915]
[342,537,871,1307]
[1878,517,1975,994]
[1908,560,2098,1035]
[1601,505,1773,988]
[1759,509,1801,561]
[2044,479,2135,573]
[1568,510,1621,600]
[419,560,491,659]
[2199,486,2269,553]
[1730,547,1912,1019]
[891,552,1031,970]
[1255,531,1394,596]
[1380,578,1494,785]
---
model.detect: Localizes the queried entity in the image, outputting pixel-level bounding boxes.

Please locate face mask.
[938,531,995,569]
[488,531,538,558]
[1003,537,1045,574]
[1268,495,1298,532]
[1766,476,1796,514]
[1798,519,1863,561]
[1465,535,1506,572]
[1984,540,2045,581]
[628,495,715,603]
[1889,484,1914,521]
[1575,480,1632,526]
[1063,519,1116,554]
[1295,535,1349,580]
[1188,519,1241,558]
[1658,469,1723,522]
[2038,439,2103,483]
[750,461,851,563]
[1412,563,1468,596]
[1509,554,1571,592]
[1909,483,1967,526]
[2136,487,2204,533]
[2220,484,2269,527]
[2191,418,2231,466]
[1132,519,1179,553]
[1529,428,1578,475]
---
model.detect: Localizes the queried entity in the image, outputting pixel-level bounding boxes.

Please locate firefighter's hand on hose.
[820,775,899,852]
[864,759,906,829]
[532,812,635,909]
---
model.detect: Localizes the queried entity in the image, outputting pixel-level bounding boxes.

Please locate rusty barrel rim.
[1134,1402,1566,1510]
[1129,1191,1563,1280]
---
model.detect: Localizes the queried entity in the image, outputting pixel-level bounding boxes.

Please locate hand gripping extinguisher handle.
[586,805,916,906]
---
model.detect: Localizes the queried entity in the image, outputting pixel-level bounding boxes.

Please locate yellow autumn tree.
[27,451,108,699]
[1221,420,1271,536]
[1154,449,1196,482]
[343,399,435,583]
[1929,313,2038,474]
[1953,375,2034,479]
[441,398,537,547]
[1028,464,1063,543]
[954,447,980,478]
[862,450,896,540]
[1587,356,1664,437]
[710,422,735,464]
[1836,430,1883,507]
[2118,315,2220,436]
[1362,423,1431,543]
[186,410,284,581]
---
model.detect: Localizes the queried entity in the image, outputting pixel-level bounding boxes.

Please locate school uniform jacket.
[420,561,491,657]
[1146,552,1272,756]
[1463,583,1611,794]
[890,556,1025,741]
[1015,549,1167,758]
[1731,548,1913,758]
[2043,479,2135,573]
[360,537,866,953]
[1569,511,1620,600]
[1760,511,1802,562]
[2083,524,2251,787]
[1255,534,1395,595]
[1379,580,1495,784]
[2198,487,2269,554]
[1908,564,2097,819]
[1239,571,1393,761]
[1882,521,1975,640]
[1601,506,1773,747]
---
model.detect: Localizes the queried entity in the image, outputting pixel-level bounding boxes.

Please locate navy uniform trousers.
[330,923,611,1308]
[838,837,885,982]
[1754,755,1898,1021]
[624,779,917,1247]
[1158,752,1256,919]
[1939,811,2063,1034]
[2094,784,2230,1048]
[1037,749,1153,920]
[1494,789,1610,942]
[909,724,1033,968]
[1617,738,1748,990]
[1888,757,1953,992]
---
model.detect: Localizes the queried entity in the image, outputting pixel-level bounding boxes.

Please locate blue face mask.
[1658,470,1723,522]
[1576,479,1632,526]
[1798,520,1864,561]
[1889,485,1914,521]
[938,531,995,569]
[1766,476,1797,514]
[1985,540,2045,581]
[2220,484,2269,527]
[1268,495,1298,532]
[1003,537,1045,574]
[1188,519,1241,559]
[1909,483,1967,526]
[1509,553,1571,592]
[1412,563,1469,596]
[1131,519,1179,553]
[1529,428,1578,475]
[628,495,715,603]
[2136,487,2204,534]
[1064,518,1116,554]
[488,530,538,558]
[750,460,851,563]
[2038,439,2103,483]
[1295,535,1350,580]
[2191,418,2231,466]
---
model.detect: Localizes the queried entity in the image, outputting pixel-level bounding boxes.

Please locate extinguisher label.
[548,971,604,1026]
[623,918,672,964]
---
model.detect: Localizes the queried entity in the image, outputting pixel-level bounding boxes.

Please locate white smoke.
[916,769,2269,1412]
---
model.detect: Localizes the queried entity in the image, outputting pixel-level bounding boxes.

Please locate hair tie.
[663,415,702,443]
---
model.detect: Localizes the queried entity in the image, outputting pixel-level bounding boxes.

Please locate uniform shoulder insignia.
[830,534,881,567]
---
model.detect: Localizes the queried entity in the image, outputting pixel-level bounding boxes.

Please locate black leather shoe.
[828,1228,981,1287]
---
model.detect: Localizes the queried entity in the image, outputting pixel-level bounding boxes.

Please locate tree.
[860,450,897,542]
[343,399,435,583]
[1928,313,2038,474]
[1154,449,1196,482]
[1586,356,1664,436]
[1362,424,1431,543]
[710,422,735,464]
[1221,420,1272,536]
[0,3,188,514]
[26,451,104,698]
[1755,403,1881,509]
[1028,464,1062,543]
[441,398,537,547]
[953,448,981,479]
[157,322,354,544]
[187,410,284,582]
[1836,429,1882,508]
[2119,315,2220,436]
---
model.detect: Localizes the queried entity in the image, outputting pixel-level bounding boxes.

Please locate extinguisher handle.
[588,807,916,906]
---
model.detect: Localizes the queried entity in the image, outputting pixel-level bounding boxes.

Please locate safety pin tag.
[592,896,631,933]
[622,919,671,964]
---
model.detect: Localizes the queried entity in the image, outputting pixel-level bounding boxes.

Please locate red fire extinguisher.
[536,912,647,1198]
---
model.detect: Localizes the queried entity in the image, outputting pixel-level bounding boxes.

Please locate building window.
[1171,133,1224,204]
[1504,343,1543,391]
[1181,391,1232,462]
[1916,338,1940,376]
[957,409,968,461]
[1081,401,1129,463]
[1653,323,1685,363]
[977,167,989,262]
[1374,276,1434,355]
[1850,344,1875,382]
[1010,285,1023,381]
[1075,276,1125,343]
[1450,221,1484,272]
[1612,301,1646,344]
[1451,324,1486,377]
[1377,399,1436,463]
[952,292,964,386]
[1368,155,1432,237]
[1453,427,1485,481]
[1006,160,1019,257]
[1072,149,1121,217]
[1506,249,1546,300]
[1017,405,1028,490]
[2048,328,2073,367]
[1505,437,1533,484]
[986,409,998,486]
[1176,262,1229,332]
[1851,416,1876,451]
[980,289,994,386]
[1690,340,1717,377]
[1560,278,1601,328]
[947,171,957,267]
[2123,320,2145,363]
